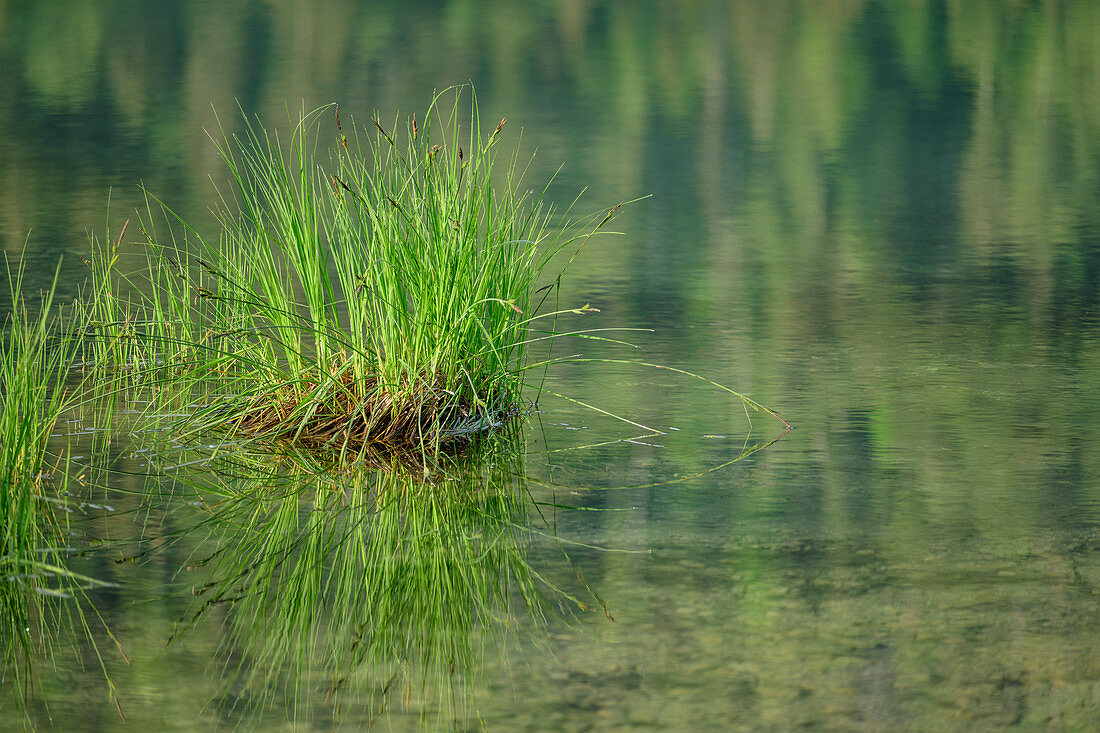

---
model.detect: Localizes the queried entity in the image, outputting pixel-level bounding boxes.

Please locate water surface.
[2,1,1100,730]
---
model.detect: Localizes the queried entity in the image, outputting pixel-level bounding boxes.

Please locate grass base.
[226,366,517,452]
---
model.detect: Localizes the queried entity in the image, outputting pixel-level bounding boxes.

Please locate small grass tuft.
[0,256,120,720]
[86,86,626,454]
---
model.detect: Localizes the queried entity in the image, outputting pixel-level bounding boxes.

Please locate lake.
[2,1,1100,730]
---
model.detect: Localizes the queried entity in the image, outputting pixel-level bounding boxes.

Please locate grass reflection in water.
[156,429,578,725]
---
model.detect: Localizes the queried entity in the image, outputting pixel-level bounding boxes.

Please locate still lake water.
[4,1,1100,730]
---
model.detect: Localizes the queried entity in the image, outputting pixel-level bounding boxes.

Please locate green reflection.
[164,433,568,726]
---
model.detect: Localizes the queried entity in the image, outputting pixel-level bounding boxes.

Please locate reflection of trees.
[1,1,1095,243]
[2,0,1097,302]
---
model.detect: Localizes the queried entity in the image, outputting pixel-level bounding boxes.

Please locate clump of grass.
[1,261,78,602]
[87,86,621,455]
[0,258,120,719]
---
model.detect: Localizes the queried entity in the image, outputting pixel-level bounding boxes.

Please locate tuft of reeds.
[0,257,119,720]
[1,260,78,611]
[85,86,623,455]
